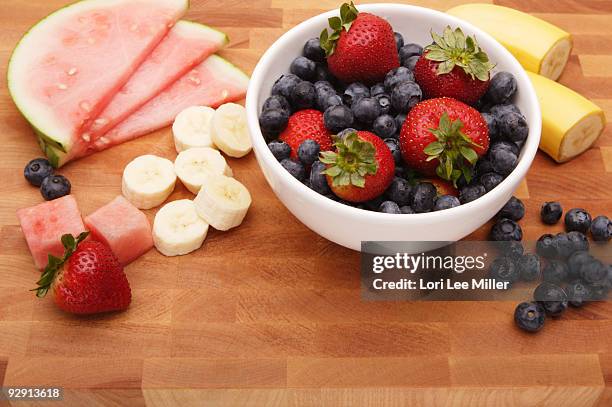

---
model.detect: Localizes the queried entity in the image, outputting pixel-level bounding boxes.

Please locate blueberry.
[489,146,518,176]
[364,196,385,211]
[380,200,402,214]
[567,231,589,253]
[411,182,437,213]
[567,251,593,279]
[290,56,317,80]
[490,103,521,118]
[303,38,325,63]
[499,241,524,259]
[315,84,339,110]
[434,195,460,211]
[40,175,71,201]
[370,83,386,97]
[314,64,336,84]
[484,72,517,105]
[324,105,354,133]
[391,81,422,114]
[280,159,305,181]
[267,141,291,161]
[517,253,541,281]
[536,234,557,258]
[533,282,568,317]
[402,55,420,71]
[459,183,486,204]
[385,176,412,206]
[565,208,592,233]
[342,83,370,106]
[395,113,407,131]
[373,115,397,139]
[580,259,608,285]
[481,112,499,141]
[591,215,611,242]
[259,108,289,139]
[542,259,569,284]
[383,138,402,165]
[399,43,423,62]
[272,74,301,99]
[290,81,316,110]
[489,256,519,286]
[24,158,54,187]
[309,161,331,195]
[490,218,523,241]
[540,201,563,225]
[566,280,591,307]
[375,94,392,116]
[514,302,546,333]
[497,111,528,143]
[314,80,333,90]
[400,205,415,214]
[394,32,404,51]
[480,172,504,192]
[490,140,520,156]
[554,233,575,259]
[475,157,494,175]
[262,95,291,115]
[351,97,381,124]
[297,139,320,166]
[384,67,414,91]
[497,196,525,221]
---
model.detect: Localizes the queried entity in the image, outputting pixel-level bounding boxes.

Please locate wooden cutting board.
[1,0,611,405]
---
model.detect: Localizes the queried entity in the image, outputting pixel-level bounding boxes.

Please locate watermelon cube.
[16,195,86,269]
[84,196,153,265]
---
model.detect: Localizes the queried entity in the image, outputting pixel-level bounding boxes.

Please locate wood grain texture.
[0,0,611,406]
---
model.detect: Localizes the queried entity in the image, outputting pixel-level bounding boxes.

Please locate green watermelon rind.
[178,20,230,48]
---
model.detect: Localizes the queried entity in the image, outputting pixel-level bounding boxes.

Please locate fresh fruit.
[298,140,321,166]
[122,155,177,209]
[540,201,563,224]
[34,233,131,315]
[263,95,291,116]
[458,184,486,204]
[84,196,153,265]
[279,109,333,159]
[193,174,252,231]
[268,141,292,162]
[566,280,591,307]
[320,2,400,84]
[591,216,611,242]
[211,103,252,158]
[309,161,331,195]
[554,233,576,259]
[272,74,302,100]
[380,201,401,214]
[428,178,458,197]
[8,0,188,167]
[402,56,420,71]
[490,218,523,241]
[153,199,209,256]
[480,172,503,192]
[567,251,594,279]
[567,231,589,253]
[488,144,518,176]
[542,259,569,284]
[290,81,316,110]
[527,72,606,163]
[399,97,489,183]
[320,131,394,203]
[482,72,517,106]
[324,105,354,133]
[565,208,592,233]
[534,282,568,317]
[447,4,572,80]
[413,26,494,104]
[384,67,415,92]
[500,241,524,259]
[497,196,525,221]
[87,21,229,140]
[290,56,317,81]
[394,32,404,51]
[496,110,528,143]
[259,108,290,141]
[343,83,370,106]
[536,234,557,258]
[281,159,306,181]
[489,256,519,286]
[399,43,423,65]
[517,253,541,281]
[303,38,325,63]
[40,175,71,201]
[174,147,232,194]
[375,94,392,115]
[383,138,402,165]
[24,158,54,187]
[372,115,397,139]
[434,195,460,211]
[371,83,386,97]
[385,177,412,206]
[411,182,437,213]
[173,106,217,152]
[580,259,608,286]
[17,195,86,269]
[390,81,423,114]
[514,302,546,333]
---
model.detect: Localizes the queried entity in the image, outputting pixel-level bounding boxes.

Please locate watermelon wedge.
[85,21,229,141]
[7,0,189,167]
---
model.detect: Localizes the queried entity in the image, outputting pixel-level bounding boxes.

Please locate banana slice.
[194,174,251,231]
[211,103,252,158]
[174,147,233,194]
[527,72,606,162]
[447,4,572,80]
[172,106,217,153]
[122,155,177,209]
[153,199,209,256]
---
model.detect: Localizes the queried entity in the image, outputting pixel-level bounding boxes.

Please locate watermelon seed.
[94,118,108,126]
[67,67,78,76]
[222,90,229,99]
[81,133,91,142]
[189,76,201,85]
[79,101,91,112]
[130,24,139,32]
[57,83,68,90]
[99,137,109,145]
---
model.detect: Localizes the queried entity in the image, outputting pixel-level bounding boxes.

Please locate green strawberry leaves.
[320,132,378,188]
[33,231,89,298]
[425,26,495,82]
[320,2,359,57]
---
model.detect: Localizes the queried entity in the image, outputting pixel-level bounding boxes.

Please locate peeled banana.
[122,155,177,209]
[153,199,209,257]
[447,4,572,80]
[194,174,251,231]
[174,147,233,194]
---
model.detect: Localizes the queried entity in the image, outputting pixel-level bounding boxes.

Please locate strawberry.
[279,109,333,159]
[34,232,131,315]
[399,97,489,185]
[426,178,459,197]
[320,131,395,202]
[320,2,399,85]
[413,26,494,104]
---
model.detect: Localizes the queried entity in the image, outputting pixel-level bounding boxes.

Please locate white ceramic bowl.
[246,3,541,252]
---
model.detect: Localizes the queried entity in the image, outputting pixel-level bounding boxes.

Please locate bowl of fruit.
[246,2,541,252]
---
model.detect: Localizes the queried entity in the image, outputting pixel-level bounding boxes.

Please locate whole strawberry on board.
[320,2,400,85]
[279,109,333,159]
[399,97,489,185]
[320,131,395,202]
[33,232,132,315]
[414,26,494,104]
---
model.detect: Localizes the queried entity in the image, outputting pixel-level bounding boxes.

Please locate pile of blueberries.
[259,32,529,214]
[485,198,612,332]
[23,158,71,200]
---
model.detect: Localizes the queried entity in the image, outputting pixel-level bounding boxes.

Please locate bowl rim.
[245,3,542,221]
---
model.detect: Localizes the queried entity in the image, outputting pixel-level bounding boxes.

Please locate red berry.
[279,109,333,159]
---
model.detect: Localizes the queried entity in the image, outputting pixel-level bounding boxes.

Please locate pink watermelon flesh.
[16,195,86,269]
[83,55,249,156]
[84,196,153,265]
[85,21,228,140]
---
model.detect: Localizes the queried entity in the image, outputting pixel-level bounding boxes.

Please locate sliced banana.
[174,147,233,194]
[153,199,209,256]
[211,103,252,158]
[122,155,177,209]
[194,174,251,231]
[172,106,216,153]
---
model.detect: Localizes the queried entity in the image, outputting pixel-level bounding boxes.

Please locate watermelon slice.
[84,196,153,265]
[7,0,189,167]
[16,195,86,269]
[85,21,229,142]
